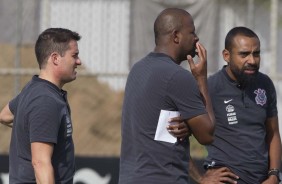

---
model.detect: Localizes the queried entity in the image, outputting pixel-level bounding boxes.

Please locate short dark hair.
[225,26,259,51]
[35,28,81,69]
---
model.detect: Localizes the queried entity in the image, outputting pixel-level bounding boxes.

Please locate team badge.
[254,88,267,106]
[226,104,235,112]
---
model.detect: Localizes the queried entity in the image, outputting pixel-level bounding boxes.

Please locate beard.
[189,50,197,58]
[230,62,259,88]
[182,43,197,61]
[190,43,198,58]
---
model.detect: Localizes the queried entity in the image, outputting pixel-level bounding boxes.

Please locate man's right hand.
[200,167,239,184]
[187,42,207,80]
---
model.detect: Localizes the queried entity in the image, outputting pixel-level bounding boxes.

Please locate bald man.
[119,8,216,184]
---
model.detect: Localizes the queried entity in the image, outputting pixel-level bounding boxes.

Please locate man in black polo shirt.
[119,8,218,184]
[0,28,81,183]
[197,27,281,184]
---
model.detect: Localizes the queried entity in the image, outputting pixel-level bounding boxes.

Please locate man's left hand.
[167,117,191,141]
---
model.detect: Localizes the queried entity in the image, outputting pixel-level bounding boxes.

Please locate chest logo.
[254,88,267,106]
[224,99,233,104]
[225,105,237,125]
[226,104,235,112]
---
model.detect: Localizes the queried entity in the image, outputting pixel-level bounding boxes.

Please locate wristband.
[268,168,281,182]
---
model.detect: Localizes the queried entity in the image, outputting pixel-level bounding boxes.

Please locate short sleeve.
[9,95,20,115]
[266,78,278,118]
[28,96,62,144]
[167,70,207,120]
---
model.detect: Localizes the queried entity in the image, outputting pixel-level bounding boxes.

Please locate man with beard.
[198,27,282,184]
[119,8,218,184]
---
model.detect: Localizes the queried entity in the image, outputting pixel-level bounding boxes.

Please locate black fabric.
[119,52,207,184]
[9,75,75,184]
[205,66,277,183]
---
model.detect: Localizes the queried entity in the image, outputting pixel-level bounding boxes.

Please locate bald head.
[154,8,192,45]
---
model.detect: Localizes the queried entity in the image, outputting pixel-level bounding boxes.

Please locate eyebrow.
[237,50,260,54]
[73,50,79,55]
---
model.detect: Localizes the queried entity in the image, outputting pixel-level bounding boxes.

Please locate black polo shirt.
[205,66,277,183]
[9,75,75,184]
[119,52,207,184]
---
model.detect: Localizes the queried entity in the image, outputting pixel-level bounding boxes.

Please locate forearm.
[0,122,12,128]
[197,77,215,130]
[189,156,203,183]
[33,161,55,184]
[0,117,13,125]
[187,43,215,144]
[31,142,55,184]
[268,132,281,170]
[262,132,282,183]
[265,117,282,170]
[187,77,215,145]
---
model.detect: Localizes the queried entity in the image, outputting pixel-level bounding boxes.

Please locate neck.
[39,70,62,89]
[154,46,180,64]
[225,65,237,82]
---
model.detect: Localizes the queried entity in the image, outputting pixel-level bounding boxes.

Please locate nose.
[248,54,256,64]
[76,58,82,65]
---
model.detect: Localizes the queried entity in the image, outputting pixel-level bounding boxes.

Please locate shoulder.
[19,82,64,110]
[257,72,273,83]
[167,68,199,94]
[28,78,63,100]
[172,68,194,80]
[256,72,275,89]
[208,70,224,91]
[208,70,222,83]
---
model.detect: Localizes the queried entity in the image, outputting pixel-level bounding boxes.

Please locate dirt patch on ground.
[0,44,206,158]
[0,44,123,156]
[0,74,124,156]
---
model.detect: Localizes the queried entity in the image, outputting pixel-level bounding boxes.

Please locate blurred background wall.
[0,0,282,183]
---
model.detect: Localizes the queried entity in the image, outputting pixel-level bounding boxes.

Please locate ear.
[50,52,60,65]
[222,49,230,64]
[172,30,180,44]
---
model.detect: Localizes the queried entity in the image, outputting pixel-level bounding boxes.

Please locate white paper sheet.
[154,110,180,143]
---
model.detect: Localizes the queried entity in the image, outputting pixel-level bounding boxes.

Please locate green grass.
[189,136,208,159]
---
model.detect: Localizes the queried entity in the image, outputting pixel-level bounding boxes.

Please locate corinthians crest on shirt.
[254,88,267,106]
